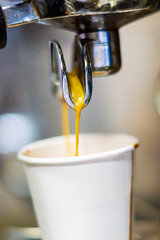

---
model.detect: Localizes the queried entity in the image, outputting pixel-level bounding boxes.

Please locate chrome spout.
[77,31,121,76]
[50,40,92,109]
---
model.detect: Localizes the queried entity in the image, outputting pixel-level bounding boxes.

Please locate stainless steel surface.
[3,0,159,31]
[78,31,121,76]
[2,1,38,28]
[39,0,160,32]
[50,40,92,109]
[50,41,64,101]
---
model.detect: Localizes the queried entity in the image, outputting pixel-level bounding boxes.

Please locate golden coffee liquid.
[61,99,70,136]
[61,99,73,156]
[64,69,85,156]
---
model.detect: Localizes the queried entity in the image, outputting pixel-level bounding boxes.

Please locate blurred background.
[0,3,160,239]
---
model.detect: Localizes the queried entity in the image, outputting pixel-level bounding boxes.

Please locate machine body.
[1,0,160,74]
[0,0,160,107]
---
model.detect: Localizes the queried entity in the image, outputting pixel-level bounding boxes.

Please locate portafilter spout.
[50,39,92,109]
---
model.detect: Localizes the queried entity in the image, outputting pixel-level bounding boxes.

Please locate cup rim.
[18,133,139,166]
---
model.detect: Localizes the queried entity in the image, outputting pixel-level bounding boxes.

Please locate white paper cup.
[18,133,139,240]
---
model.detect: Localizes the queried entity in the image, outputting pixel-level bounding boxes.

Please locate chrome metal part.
[50,41,64,101]
[50,40,92,109]
[76,38,92,107]
[2,1,159,30]
[0,5,7,48]
[2,1,38,28]
[78,31,121,76]
[35,0,160,32]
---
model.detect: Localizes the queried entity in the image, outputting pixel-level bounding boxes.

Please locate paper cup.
[18,133,139,240]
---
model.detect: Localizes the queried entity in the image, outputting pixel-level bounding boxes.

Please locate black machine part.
[0,5,7,49]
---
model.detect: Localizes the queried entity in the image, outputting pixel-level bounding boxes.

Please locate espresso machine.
[0,0,160,106]
[0,1,160,239]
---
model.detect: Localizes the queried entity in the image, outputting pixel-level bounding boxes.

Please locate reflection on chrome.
[2,0,159,29]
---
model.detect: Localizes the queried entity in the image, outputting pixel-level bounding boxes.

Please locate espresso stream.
[62,68,85,156]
